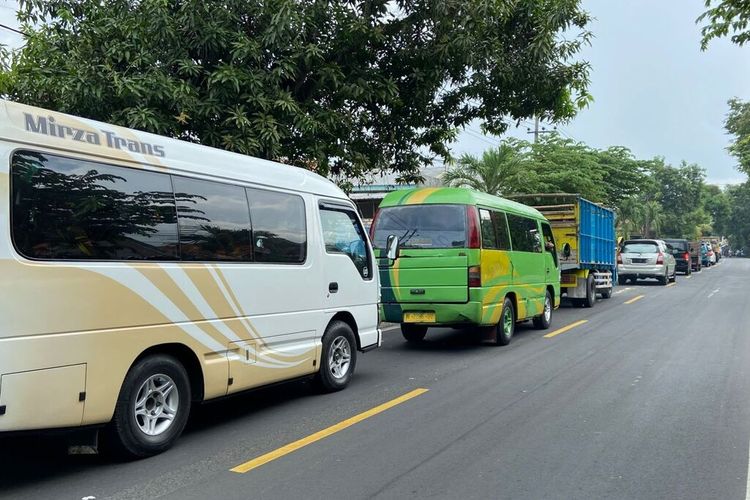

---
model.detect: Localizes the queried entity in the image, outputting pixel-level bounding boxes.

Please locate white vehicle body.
[0,100,380,440]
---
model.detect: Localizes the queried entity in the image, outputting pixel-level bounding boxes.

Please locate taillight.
[369,209,380,240]
[617,253,622,264]
[656,253,664,264]
[468,265,481,287]
[466,206,480,249]
[684,252,690,262]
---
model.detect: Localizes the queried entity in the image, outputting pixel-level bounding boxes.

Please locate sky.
[1,0,749,186]
[453,0,750,186]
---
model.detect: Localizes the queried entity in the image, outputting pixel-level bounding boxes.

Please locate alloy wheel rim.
[503,308,513,337]
[544,296,551,322]
[329,336,351,379]
[134,374,179,436]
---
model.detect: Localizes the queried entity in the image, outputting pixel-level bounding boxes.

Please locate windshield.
[372,205,467,249]
[622,242,659,254]
[664,240,688,252]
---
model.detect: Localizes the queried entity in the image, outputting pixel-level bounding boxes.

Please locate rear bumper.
[675,260,690,272]
[380,301,483,326]
[617,263,666,278]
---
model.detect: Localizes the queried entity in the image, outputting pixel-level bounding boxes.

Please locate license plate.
[403,312,436,323]
[631,258,647,263]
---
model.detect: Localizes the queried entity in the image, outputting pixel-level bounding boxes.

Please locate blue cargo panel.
[578,198,616,269]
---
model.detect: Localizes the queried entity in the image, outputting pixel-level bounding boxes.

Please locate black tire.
[618,276,628,286]
[601,288,612,299]
[685,267,692,276]
[103,354,191,459]
[669,270,676,283]
[401,323,428,343]
[495,297,515,346]
[316,320,357,393]
[532,291,552,330]
[583,275,595,308]
[658,273,668,285]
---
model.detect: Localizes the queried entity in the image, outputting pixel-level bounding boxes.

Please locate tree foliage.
[3,0,592,183]
[442,145,532,196]
[698,0,750,49]
[725,98,750,176]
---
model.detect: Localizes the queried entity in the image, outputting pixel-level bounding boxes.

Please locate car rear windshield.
[372,204,467,249]
[664,240,688,251]
[622,242,659,253]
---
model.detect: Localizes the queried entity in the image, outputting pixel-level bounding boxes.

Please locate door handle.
[329,282,339,293]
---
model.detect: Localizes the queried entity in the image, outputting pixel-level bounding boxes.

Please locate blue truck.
[510,194,617,308]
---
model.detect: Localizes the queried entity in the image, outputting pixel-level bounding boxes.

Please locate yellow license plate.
[403,312,436,323]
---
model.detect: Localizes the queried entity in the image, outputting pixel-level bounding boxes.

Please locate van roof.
[379,187,545,219]
[0,99,348,200]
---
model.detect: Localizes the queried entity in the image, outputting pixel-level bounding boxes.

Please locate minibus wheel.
[533,291,552,330]
[401,324,427,343]
[316,321,357,392]
[105,354,191,458]
[496,297,515,346]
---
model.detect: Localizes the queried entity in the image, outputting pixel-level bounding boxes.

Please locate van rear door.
[372,204,470,304]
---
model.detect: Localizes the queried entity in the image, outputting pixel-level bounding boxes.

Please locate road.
[2,259,750,500]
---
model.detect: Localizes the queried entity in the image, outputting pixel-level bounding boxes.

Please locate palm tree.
[641,200,664,238]
[442,144,529,196]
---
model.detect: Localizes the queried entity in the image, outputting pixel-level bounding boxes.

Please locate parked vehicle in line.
[663,239,692,275]
[617,239,677,285]
[0,100,381,458]
[509,194,616,307]
[701,242,712,267]
[688,241,703,272]
[371,187,560,346]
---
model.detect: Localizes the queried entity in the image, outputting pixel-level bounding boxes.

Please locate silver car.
[617,239,677,286]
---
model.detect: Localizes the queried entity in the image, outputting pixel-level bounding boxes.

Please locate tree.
[698,0,750,49]
[442,144,533,196]
[4,0,593,183]
[725,98,750,176]
[725,182,750,251]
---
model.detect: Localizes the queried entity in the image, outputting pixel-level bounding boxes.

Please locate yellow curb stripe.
[624,294,645,304]
[230,388,429,473]
[543,319,589,339]
[666,282,677,288]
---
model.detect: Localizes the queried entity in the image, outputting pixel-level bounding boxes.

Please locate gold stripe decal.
[230,388,429,473]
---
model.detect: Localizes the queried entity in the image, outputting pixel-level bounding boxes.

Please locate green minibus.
[370,187,560,345]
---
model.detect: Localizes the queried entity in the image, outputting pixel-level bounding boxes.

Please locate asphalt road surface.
[2,259,750,500]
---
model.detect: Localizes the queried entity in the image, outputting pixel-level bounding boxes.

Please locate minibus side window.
[173,176,252,261]
[491,211,511,250]
[11,150,179,260]
[320,207,372,279]
[246,188,307,264]
[507,214,542,253]
[479,209,498,249]
[541,222,558,266]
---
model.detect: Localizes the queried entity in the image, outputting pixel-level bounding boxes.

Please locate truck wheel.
[584,275,595,308]
[316,321,357,392]
[103,354,191,459]
[601,288,612,299]
[401,323,427,343]
[533,291,552,330]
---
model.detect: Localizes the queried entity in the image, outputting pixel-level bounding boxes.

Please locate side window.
[320,206,371,279]
[11,150,179,260]
[507,214,542,253]
[172,177,252,261]
[479,209,498,249]
[541,222,558,266]
[491,211,511,251]
[247,188,307,264]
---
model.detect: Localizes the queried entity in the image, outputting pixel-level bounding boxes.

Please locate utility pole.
[527,115,556,143]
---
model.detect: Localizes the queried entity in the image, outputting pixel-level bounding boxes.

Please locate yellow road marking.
[666,282,677,288]
[685,276,692,279]
[624,294,645,304]
[230,388,429,474]
[543,319,589,339]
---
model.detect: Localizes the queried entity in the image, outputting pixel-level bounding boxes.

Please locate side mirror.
[386,234,399,260]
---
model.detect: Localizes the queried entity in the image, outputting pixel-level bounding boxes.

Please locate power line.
[0,22,22,36]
